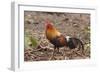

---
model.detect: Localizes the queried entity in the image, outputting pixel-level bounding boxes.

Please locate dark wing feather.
[50,35,67,47]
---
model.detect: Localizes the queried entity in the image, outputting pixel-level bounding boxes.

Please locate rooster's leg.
[57,48,59,53]
[50,46,56,60]
[56,47,63,55]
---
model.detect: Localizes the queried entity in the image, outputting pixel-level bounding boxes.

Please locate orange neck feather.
[45,23,61,40]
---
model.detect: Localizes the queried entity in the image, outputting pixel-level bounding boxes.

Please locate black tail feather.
[66,37,84,54]
[76,38,85,55]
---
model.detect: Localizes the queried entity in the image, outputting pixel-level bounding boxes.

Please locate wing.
[50,35,67,47]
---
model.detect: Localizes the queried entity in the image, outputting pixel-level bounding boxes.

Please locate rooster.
[45,20,84,59]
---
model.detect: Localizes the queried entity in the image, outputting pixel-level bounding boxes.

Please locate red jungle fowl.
[45,20,84,59]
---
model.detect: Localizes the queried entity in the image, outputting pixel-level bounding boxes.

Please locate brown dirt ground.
[24,11,90,61]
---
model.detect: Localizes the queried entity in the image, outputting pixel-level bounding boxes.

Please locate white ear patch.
[66,36,70,42]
